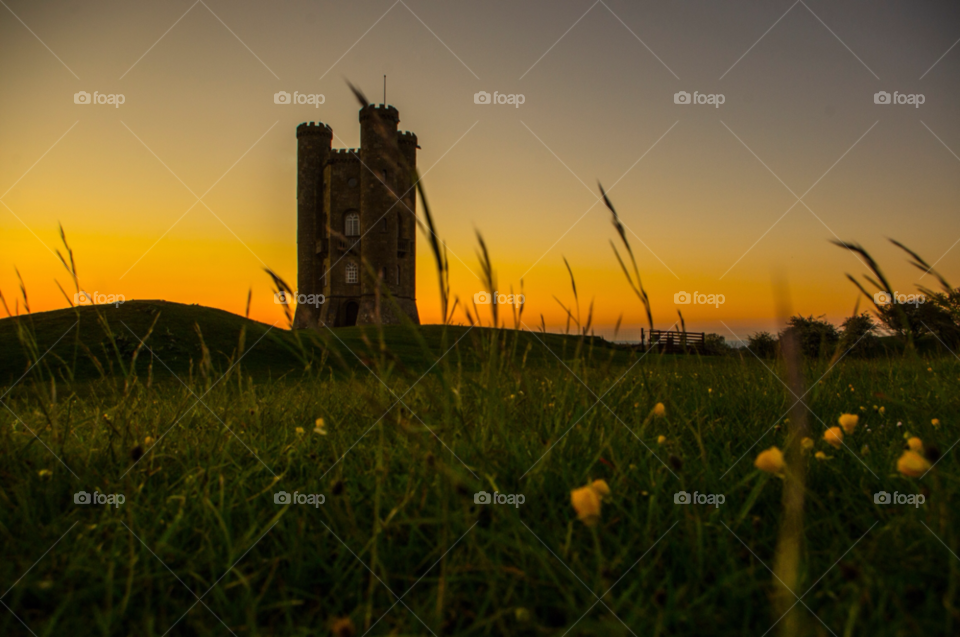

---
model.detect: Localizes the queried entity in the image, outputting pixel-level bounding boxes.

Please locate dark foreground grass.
[1,318,959,636]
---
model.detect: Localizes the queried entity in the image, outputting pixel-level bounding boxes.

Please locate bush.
[747,331,778,358]
[704,333,731,355]
[784,315,840,358]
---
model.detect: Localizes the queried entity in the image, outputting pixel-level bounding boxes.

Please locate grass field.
[1,303,959,636]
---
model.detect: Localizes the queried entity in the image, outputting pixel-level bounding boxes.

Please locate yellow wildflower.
[571,485,602,526]
[653,403,666,417]
[657,435,666,444]
[824,427,844,449]
[932,418,940,427]
[897,450,930,477]
[838,414,859,434]
[38,469,53,479]
[314,417,328,435]
[879,406,886,415]
[754,447,784,475]
[801,437,814,451]
[295,427,305,435]
[907,437,923,453]
[815,451,829,460]
[590,479,611,499]
[144,436,155,447]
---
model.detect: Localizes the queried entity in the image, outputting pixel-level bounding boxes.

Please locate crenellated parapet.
[328,148,360,164]
[296,121,333,139]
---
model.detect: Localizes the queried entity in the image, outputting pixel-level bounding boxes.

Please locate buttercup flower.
[653,403,666,417]
[824,427,844,449]
[314,418,328,435]
[38,469,52,479]
[897,450,930,477]
[801,437,814,451]
[907,437,923,452]
[838,414,859,434]
[815,451,829,460]
[879,406,886,415]
[657,435,666,444]
[932,418,941,427]
[571,485,602,526]
[144,436,155,447]
[754,446,784,475]
[295,427,305,435]
[590,479,611,499]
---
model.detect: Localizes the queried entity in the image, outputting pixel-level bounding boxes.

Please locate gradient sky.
[2,0,958,340]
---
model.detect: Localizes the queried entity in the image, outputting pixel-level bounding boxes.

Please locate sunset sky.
[2,0,958,340]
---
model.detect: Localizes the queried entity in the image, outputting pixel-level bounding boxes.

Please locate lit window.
[345,212,360,237]
[345,262,358,284]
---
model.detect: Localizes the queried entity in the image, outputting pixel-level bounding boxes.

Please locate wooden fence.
[641,329,707,354]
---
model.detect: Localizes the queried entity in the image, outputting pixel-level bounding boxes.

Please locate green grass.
[1,306,959,636]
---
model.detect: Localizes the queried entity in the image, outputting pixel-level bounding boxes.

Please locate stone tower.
[294,104,420,328]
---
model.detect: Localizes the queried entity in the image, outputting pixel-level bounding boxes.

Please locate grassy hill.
[0,300,626,386]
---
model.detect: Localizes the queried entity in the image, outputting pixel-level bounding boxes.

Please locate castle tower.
[294,122,332,328]
[295,104,419,328]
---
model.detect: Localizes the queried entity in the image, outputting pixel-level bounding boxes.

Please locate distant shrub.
[703,333,731,355]
[840,312,881,357]
[747,331,778,358]
[784,315,840,358]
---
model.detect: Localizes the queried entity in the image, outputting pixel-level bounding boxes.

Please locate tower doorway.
[344,301,359,326]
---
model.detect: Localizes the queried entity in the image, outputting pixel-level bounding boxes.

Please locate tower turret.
[295,121,332,327]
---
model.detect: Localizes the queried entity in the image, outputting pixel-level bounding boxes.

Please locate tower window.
[345,212,360,237]
[345,262,358,284]
[380,217,387,233]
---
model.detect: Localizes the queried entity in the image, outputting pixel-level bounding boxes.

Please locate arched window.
[380,216,388,233]
[345,262,358,284]
[344,212,360,237]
